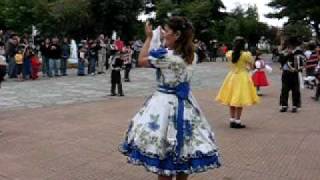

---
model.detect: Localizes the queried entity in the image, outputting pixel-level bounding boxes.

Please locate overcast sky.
[222,0,287,27]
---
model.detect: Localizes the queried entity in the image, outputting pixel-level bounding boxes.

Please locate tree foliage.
[222,5,270,47]
[267,0,320,39]
[0,0,143,40]
[0,0,280,45]
[88,0,144,40]
[155,1,277,46]
[283,21,313,41]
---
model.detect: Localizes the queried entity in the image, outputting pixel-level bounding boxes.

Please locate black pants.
[315,75,320,99]
[315,84,320,99]
[124,64,131,81]
[280,71,301,107]
[105,54,110,70]
[133,51,139,67]
[111,70,123,95]
[88,57,96,74]
[0,65,6,86]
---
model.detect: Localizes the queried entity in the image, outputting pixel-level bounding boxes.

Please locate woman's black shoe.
[291,107,297,113]
[230,122,236,128]
[230,122,246,129]
[280,107,287,112]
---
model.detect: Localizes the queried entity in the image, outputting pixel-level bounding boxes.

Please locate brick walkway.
[0,60,319,180]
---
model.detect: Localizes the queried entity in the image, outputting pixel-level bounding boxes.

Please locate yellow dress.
[215,51,259,107]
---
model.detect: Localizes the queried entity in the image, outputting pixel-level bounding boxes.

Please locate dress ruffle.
[252,71,269,87]
[119,142,221,176]
[216,71,259,107]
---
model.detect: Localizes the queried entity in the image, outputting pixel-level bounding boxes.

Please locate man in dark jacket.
[47,37,62,77]
[61,37,70,76]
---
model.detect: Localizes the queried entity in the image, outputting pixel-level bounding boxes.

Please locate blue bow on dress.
[158,82,190,161]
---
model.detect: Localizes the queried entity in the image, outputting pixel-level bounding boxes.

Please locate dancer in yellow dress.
[216,37,259,128]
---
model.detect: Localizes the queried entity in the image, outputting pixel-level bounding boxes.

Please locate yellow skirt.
[216,71,259,107]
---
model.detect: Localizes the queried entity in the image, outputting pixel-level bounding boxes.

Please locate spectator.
[0,54,6,88]
[87,39,100,75]
[30,50,41,80]
[122,44,133,82]
[47,37,62,77]
[5,34,19,78]
[61,37,70,76]
[78,43,87,76]
[97,34,107,74]
[15,47,24,81]
[40,38,51,77]
[115,36,124,52]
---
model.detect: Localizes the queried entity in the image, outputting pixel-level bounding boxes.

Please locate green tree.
[155,0,225,41]
[283,21,313,41]
[0,0,145,40]
[89,0,144,41]
[223,5,271,47]
[267,0,320,39]
[1,0,38,33]
[48,0,90,37]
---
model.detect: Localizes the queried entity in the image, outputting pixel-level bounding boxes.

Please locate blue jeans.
[49,58,61,76]
[60,58,68,75]
[8,56,17,78]
[78,59,86,75]
[88,57,96,74]
[42,56,50,76]
[23,57,31,79]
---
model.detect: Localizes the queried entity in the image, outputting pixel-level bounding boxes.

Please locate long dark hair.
[232,37,246,64]
[166,16,195,64]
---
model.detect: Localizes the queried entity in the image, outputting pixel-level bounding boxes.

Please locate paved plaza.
[0,58,320,180]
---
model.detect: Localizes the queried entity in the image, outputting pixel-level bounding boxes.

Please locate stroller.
[304,76,317,89]
[304,61,319,89]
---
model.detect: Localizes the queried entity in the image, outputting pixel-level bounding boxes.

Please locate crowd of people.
[194,39,229,63]
[0,29,146,95]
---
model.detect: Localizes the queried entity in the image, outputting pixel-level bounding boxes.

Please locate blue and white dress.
[119,49,221,176]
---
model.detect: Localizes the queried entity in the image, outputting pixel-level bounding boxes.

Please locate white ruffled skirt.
[119,91,221,176]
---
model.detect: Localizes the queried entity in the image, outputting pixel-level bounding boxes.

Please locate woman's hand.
[138,21,154,67]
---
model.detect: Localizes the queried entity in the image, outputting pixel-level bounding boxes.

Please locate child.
[0,55,7,88]
[122,45,133,82]
[15,48,24,81]
[31,50,42,80]
[23,46,32,80]
[110,55,124,96]
[78,44,87,76]
[252,51,269,96]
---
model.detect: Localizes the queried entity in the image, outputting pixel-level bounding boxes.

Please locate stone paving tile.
[0,61,232,112]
